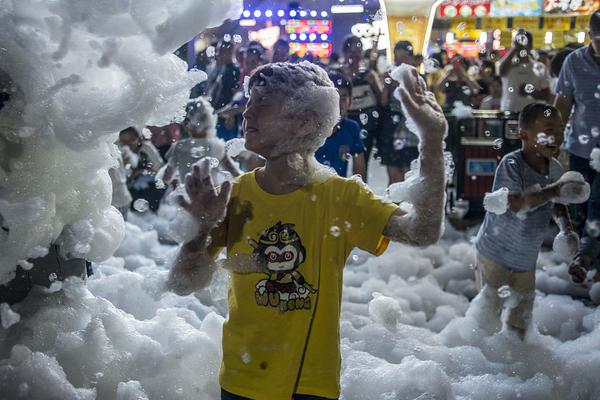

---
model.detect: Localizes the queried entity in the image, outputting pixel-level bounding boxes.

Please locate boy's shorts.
[221,389,336,400]
[475,254,535,330]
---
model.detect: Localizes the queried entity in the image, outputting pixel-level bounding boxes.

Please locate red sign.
[439,0,491,18]
[544,0,600,15]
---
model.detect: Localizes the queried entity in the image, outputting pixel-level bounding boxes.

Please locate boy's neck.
[256,154,315,195]
[521,147,549,174]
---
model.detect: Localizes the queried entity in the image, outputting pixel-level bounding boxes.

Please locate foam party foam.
[483,187,509,215]
[0,0,242,284]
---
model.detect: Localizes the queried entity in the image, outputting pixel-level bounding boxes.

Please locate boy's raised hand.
[392,65,447,142]
[177,158,232,231]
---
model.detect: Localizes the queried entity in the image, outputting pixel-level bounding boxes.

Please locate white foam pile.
[483,187,509,215]
[0,0,242,284]
[1,193,599,399]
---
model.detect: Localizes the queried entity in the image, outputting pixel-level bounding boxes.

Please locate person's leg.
[473,254,507,333]
[506,269,536,336]
[581,168,600,269]
[221,389,252,400]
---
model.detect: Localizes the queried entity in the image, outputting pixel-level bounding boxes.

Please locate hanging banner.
[544,0,600,15]
[439,0,492,18]
[490,0,543,16]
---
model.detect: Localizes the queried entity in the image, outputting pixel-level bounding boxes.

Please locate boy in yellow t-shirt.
[167,62,448,400]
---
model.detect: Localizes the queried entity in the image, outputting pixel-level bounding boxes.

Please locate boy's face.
[119,131,141,152]
[521,112,564,159]
[242,87,294,158]
[338,87,351,119]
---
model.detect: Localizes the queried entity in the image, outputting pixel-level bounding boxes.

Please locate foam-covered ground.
[1,164,599,400]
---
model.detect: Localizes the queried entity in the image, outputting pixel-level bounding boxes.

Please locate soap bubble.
[190,146,206,158]
[457,22,467,31]
[423,58,440,73]
[372,111,379,119]
[508,87,514,93]
[359,113,369,126]
[515,33,529,46]
[519,49,528,58]
[329,226,341,237]
[207,157,220,169]
[359,129,368,139]
[484,130,491,137]
[384,77,392,85]
[133,199,150,213]
[393,138,406,150]
[497,285,511,298]
[155,179,166,189]
[579,135,590,145]
[591,127,600,138]
[492,138,503,150]
[524,84,535,94]
[544,109,552,117]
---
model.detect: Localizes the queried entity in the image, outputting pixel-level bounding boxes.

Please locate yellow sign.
[576,15,591,30]
[544,17,570,31]
[451,18,476,31]
[513,17,538,30]
[481,17,506,30]
[500,32,513,48]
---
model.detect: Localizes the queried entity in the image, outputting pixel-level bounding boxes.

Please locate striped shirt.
[475,150,563,271]
[555,45,600,159]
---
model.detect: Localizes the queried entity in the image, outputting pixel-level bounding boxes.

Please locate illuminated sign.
[285,19,332,57]
[439,0,491,18]
[544,0,600,15]
[490,0,543,16]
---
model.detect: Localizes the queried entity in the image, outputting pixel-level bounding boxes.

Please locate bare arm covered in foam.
[383,65,448,247]
[167,158,231,296]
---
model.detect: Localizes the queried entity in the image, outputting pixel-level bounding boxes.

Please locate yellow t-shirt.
[209,170,398,400]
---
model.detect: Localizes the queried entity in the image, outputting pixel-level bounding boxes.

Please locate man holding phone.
[497,30,550,113]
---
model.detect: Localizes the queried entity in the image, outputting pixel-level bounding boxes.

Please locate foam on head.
[247,62,340,154]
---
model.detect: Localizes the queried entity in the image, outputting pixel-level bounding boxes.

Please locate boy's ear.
[519,127,528,141]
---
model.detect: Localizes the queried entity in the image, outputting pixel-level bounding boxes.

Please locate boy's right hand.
[176,158,232,231]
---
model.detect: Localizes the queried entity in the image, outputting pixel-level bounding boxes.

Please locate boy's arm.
[167,158,231,296]
[552,203,574,232]
[383,66,447,247]
[507,185,559,213]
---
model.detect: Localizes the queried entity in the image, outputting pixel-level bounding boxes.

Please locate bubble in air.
[206,157,220,169]
[359,129,368,140]
[592,127,600,138]
[596,92,600,99]
[359,113,369,126]
[423,58,440,73]
[497,285,511,298]
[579,135,590,145]
[48,272,57,282]
[393,138,406,150]
[515,34,529,46]
[484,130,491,137]
[585,220,600,238]
[544,109,552,117]
[384,77,392,85]
[524,84,535,94]
[329,226,341,237]
[492,138,503,150]
[241,352,251,364]
[372,111,379,119]
[519,49,528,58]
[155,179,166,189]
[508,87,514,93]
[133,198,150,212]
[457,22,467,31]
[190,146,206,158]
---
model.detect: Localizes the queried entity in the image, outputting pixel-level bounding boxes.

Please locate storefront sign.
[490,0,543,16]
[544,0,600,15]
[513,16,540,30]
[544,16,572,30]
[480,17,507,30]
[440,0,491,18]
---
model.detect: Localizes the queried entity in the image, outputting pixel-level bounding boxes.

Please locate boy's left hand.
[393,65,447,141]
[552,230,579,259]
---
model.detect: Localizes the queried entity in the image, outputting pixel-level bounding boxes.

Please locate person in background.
[163,98,239,185]
[315,72,366,178]
[209,39,240,141]
[554,10,600,281]
[378,40,420,185]
[474,103,583,337]
[190,47,215,99]
[497,30,550,113]
[341,35,382,173]
[118,126,165,212]
[272,38,290,63]
[436,55,482,111]
[427,50,449,106]
[147,123,181,160]
[478,59,496,85]
[480,75,502,110]
[243,42,266,78]
[549,47,575,93]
